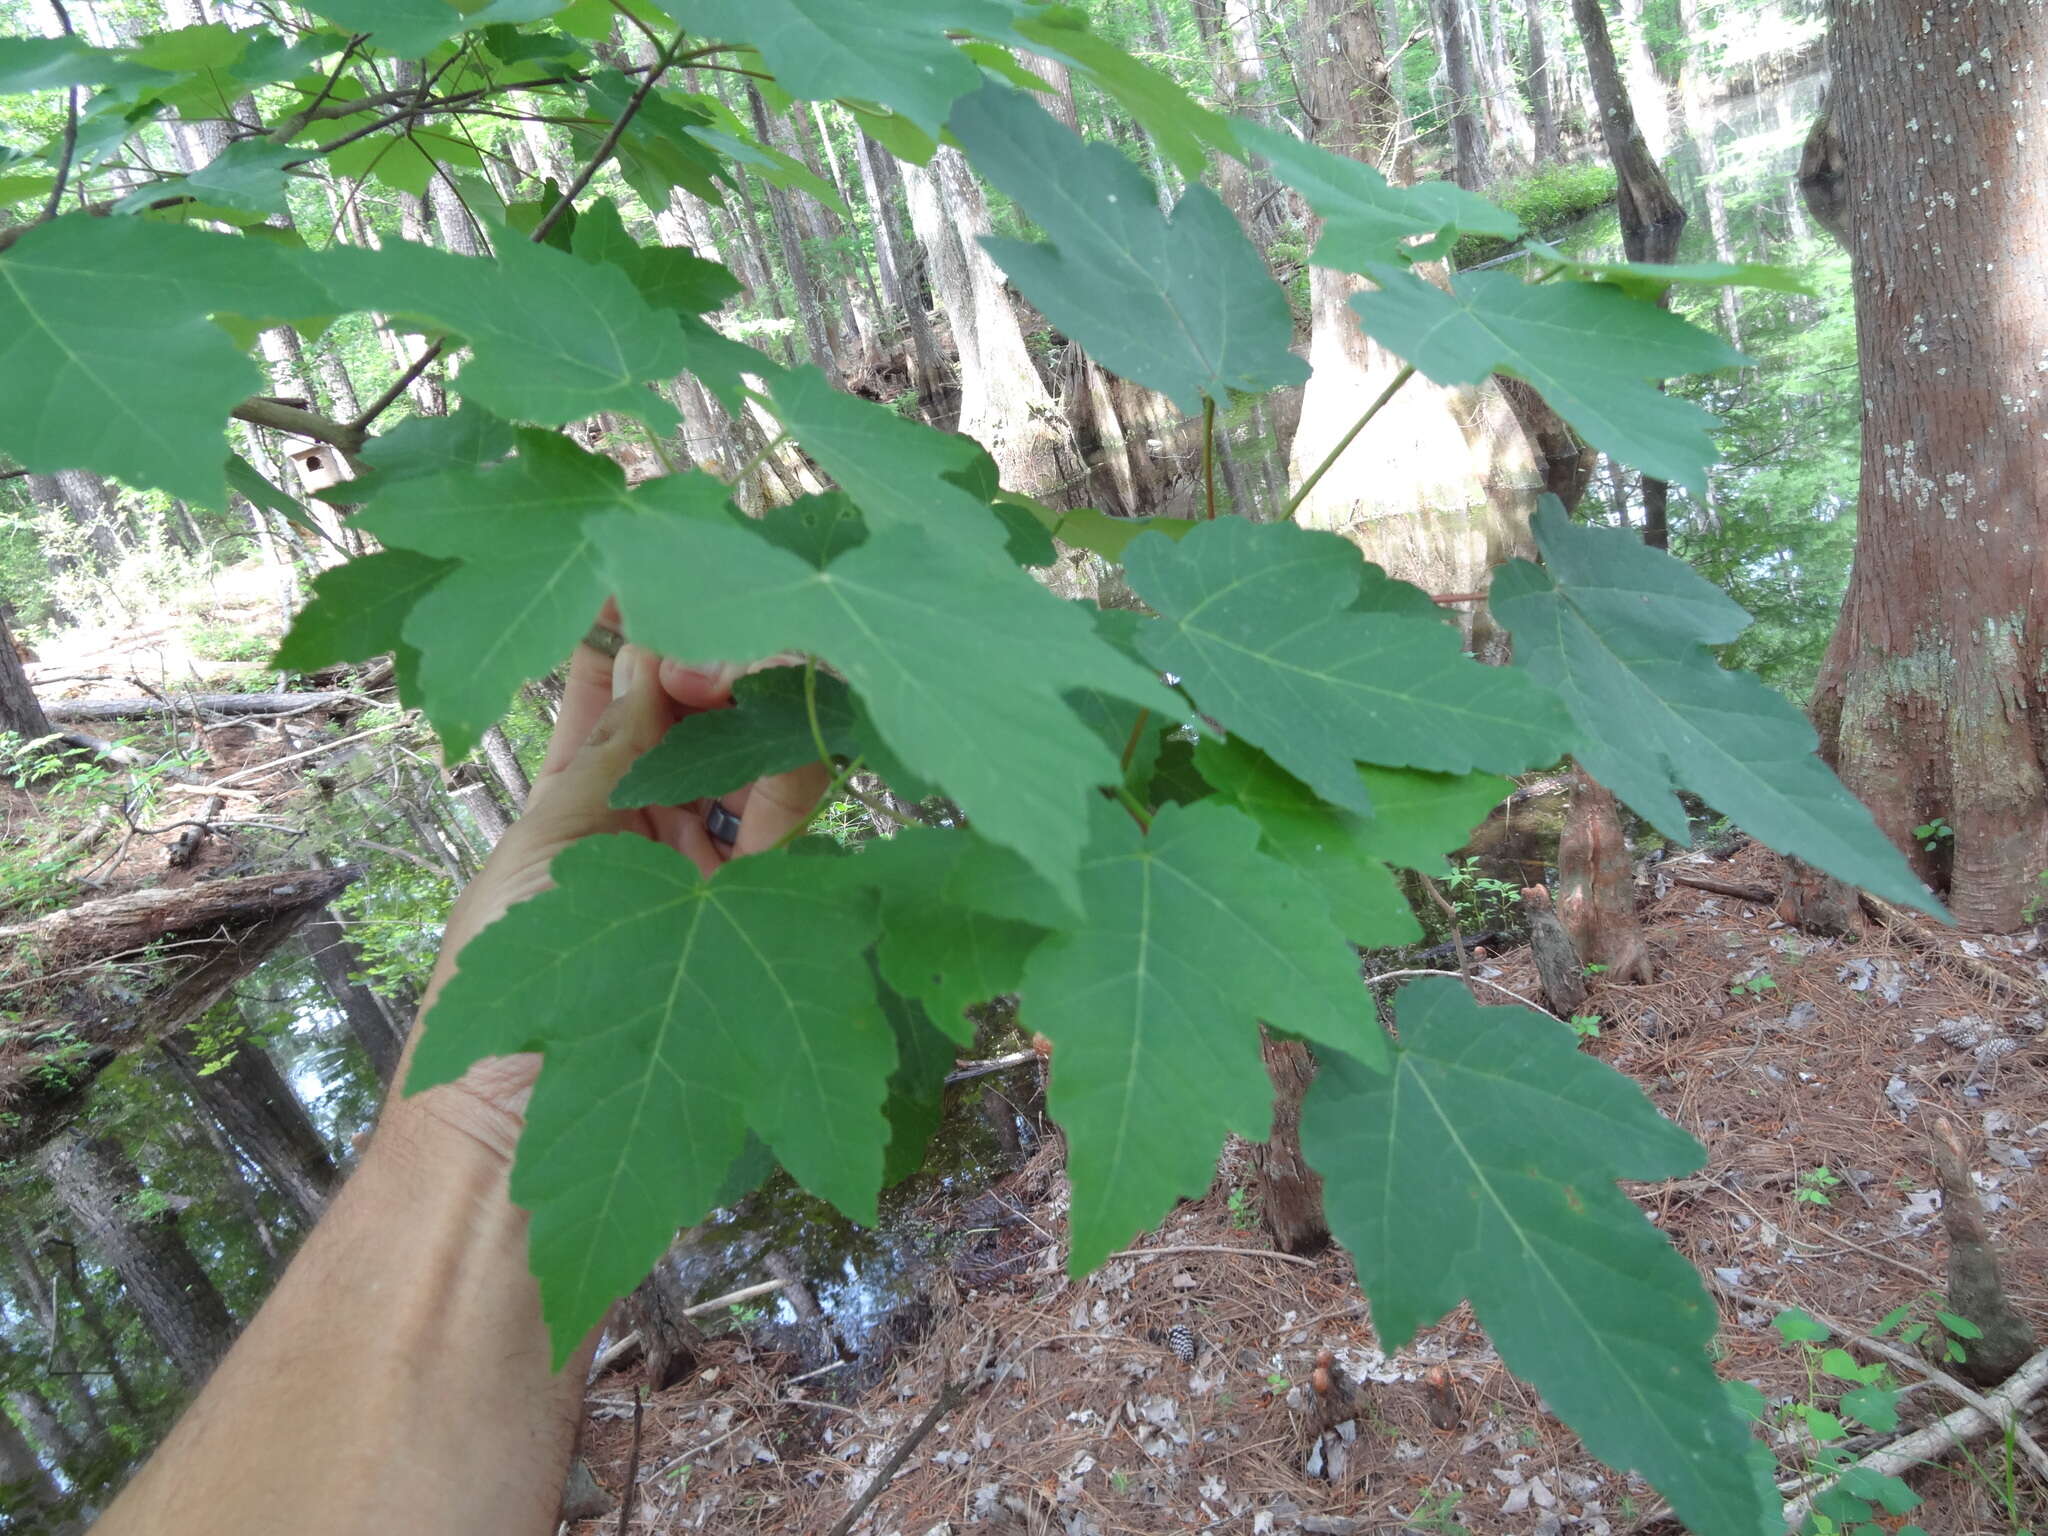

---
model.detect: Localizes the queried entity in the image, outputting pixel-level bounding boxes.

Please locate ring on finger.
[704,800,741,847]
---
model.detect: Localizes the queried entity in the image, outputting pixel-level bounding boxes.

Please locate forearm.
[95,1077,588,1536]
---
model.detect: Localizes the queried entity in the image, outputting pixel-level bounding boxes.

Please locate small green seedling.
[1767,1309,1929,1536]
[1875,1293,1982,1367]
[1568,1012,1603,1040]
[2022,871,2048,925]
[1796,1167,1843,1206]
[1912,818,1952,851]
[1226,1185,1258,1230]
[1730,970,1779,998]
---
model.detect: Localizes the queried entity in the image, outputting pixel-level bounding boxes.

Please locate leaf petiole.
[1113,783,1153,832]
[1284,364,1415,521]
[1202,396,1217,520]
[802,656,833,772]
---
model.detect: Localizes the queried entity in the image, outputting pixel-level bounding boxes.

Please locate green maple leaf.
[611,666,857,808]
[273,548,453,709]
[0,35,170,92]
[594,510,1179,907]
[1351,265,1742,494]
[1235,120,1517,270]
[311,235,689,434]
[1492,499,1938,914]
[408,834,892,1361]
[0,215,327,505]
[1192,737,1420,949]
[356,434,732,760]
[853,826,1063,1041]
[158,141,301,217]
[758,367,1014,560]
[879,972,958,1186]
[1352,762,1510,870]
[1123,518,1570,815]
[1303,978,1775,1536]
[1008,8,1234,177]
[570,198,740,314]
[348,402,516,494]
[1024,799,1384,1271]
[1523,242,1812,303]
[950,83,1305,414]
[645,0,1016,135]
[303,0,566,57]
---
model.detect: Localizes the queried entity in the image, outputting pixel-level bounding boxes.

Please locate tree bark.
[1251,1033,1330,1256]
[1807,0,2048,931]
[746,85,839,383]
[1439,0,1494,189]
[0,867,357,1155]
[1795,80,1849,246]
[300,904,409,1087]
[1554,766,1651,982]
[0,1404,61,1515]
[622,1247,709,1392]
[160,1027,338,1228]
[0,601,52,739]
[1571,0,1686,549]
[854,131,946,417]
[35,1129,238,1388]
[1289,0,1539,652]
[1524,0,1561,161]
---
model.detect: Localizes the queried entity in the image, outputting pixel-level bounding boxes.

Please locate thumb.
[522,643,670,836]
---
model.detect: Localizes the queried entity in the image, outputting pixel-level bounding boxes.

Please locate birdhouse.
[288,441,353,495]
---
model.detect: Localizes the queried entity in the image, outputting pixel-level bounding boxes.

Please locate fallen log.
[42,691,359,723]
[0,866,359,1155]
[1669,871,1778,904]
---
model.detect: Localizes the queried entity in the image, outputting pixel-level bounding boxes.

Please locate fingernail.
[709,661,745,691]
[612,643,643,701]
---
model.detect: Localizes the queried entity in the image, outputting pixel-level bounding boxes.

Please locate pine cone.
[1167,1323,1197,1364]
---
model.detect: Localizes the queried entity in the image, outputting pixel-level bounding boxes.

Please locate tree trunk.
[35,1130,238,1388]
[1572,0,1685,549]
[1439,0,1493,189]
[854,131,946,417]
[1806,0,2048,932]
[1289,0,1539,653]
[1251,1033,1330,1256]
[899,147,1088,515]
[160,1027,338,1228]
[3,1220,145,1423]
[0,601,52,739]
[1554,765,1651,982]
[1795,80,1849,246]
[300,904,410,1087]
[0,1404,61,1515]
[622,1248,709,1391]
[1524,0,1561,161]
[746,85,839,383]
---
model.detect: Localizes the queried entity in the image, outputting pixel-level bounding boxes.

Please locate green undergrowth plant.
[1769,1308,1928,1536]
[1452,160,1620,267]
[0,9,1946,1533]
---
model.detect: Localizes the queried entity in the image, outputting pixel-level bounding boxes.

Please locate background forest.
[0,0,2039,1532]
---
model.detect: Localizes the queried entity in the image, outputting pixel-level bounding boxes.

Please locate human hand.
[402,606,831,1151]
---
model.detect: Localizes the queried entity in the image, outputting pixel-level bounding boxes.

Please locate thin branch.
[40,0,79,224]
[347,343,442,432]
[533,30,689,242]
[823,1382,964,1536]
[1201,395,1217,520]
[1284,364,1416,520]
[1105,1243,1316,1268]
[267,32,368,142]
[1367,966,1549,1014]
[231,397,367,456]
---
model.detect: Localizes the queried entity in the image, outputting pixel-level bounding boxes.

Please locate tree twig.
[823,1381,964,1536]
[533,30,688,243]
[1105,1243,1316,1268]
[616,1387,644,1536]
[1285,364,1415,519]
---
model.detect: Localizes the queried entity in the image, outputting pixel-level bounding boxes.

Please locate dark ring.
[704,800,741,847]
[580,622,624,659]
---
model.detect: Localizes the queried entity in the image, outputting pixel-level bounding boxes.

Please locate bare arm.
[96,636,825,1536]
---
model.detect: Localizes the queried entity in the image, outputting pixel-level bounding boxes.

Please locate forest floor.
[570,844,2048,1536]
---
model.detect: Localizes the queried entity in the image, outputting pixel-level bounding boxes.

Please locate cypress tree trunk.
[1440,0,1494,189]
[1804,0,2048,931]
[159,1028,338,1228]
[746,85,839,383]
[1525,0,1561,160]
[35,1131,238,1388]
[854,131,946,417]
[0,602,51,739]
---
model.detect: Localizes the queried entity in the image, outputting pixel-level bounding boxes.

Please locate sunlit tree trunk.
[854,131,946,417]
[1806,0,2048,931]
[745,86,839,383]
[1288,0,1539,643]
[1524,0,1561,159]
[1439,0,1494,188]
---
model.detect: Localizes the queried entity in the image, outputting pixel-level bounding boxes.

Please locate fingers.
[521,644,673,837]
[733,760,833,856]
[539,598,625,778]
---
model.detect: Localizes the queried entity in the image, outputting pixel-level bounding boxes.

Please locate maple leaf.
[0,216,328,505]
[611,666,859,809]
[1303,978,1776,1536]
[951,83,1305,414]
[593,509,1179,906]
[1492,499,1939,915]
[1350,266,1742,495]
[1021,799,1384,1271]
[1123,518,1570,815]
[355,434,733,760]
[407,834,893,1361]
